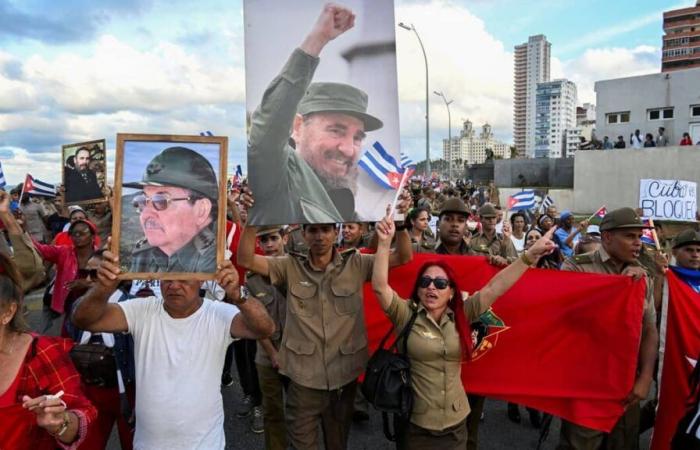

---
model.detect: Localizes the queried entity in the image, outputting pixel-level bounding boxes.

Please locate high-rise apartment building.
[513,35,551,158]
[662,1,700,72]
[534,79,577,158]
[443,120,511,165]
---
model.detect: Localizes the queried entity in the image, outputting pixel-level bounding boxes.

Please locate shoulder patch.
[572,252,595,264]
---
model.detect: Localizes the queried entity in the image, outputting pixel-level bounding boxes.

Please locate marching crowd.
[0,174,699,450]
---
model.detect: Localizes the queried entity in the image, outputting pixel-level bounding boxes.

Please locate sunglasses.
[133,193,192,211]
[70,229,92,238]
[418,276,450,290]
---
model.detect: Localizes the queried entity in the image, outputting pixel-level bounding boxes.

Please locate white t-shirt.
[119,297,239,450]
[510,234,526,254]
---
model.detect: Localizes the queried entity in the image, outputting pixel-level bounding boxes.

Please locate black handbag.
[362,311,418,441]
[672,351,700,450]
[69,335,118,388]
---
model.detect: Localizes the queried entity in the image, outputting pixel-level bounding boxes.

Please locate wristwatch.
[50,412,70,438]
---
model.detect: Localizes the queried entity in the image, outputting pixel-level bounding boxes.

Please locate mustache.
[143,218,164,231]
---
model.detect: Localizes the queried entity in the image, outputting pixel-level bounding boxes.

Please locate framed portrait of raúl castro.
[62,139,108,206]
[113,133,228,280]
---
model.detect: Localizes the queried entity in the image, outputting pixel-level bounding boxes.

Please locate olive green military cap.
[599,207,651,231]
[673,229,700,249]
[256,226,284,237]
[478,203,498,218]
[297,82,383,132]
[439,198,469,217]
[123,146,218,201]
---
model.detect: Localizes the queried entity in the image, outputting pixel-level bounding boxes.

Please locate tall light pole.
[434,91,453,183]
[398,22,430,178]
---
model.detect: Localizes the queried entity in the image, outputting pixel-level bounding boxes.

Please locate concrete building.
[534,79,577,158]
[662,1,700,72]
[595,67,700,145]
[443,119,511,165]
[513,35,551,158]
[564,128,582,157]
[576,103,596,142]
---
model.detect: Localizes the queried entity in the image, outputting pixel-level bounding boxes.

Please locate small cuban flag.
[359,142,407,189]
[641,218,656,246]
[507,189,536,211]
[0,161,6,189]
[22,174,56,197]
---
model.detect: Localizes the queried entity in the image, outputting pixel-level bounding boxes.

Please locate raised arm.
[0,191,23,235]
[71,250,128,333]
[372,209,396,311]
[237,224,270,276]
[477,226,558,310]
[216,260,274,339]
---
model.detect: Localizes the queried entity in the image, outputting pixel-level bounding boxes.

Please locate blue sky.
[0,0,690,185]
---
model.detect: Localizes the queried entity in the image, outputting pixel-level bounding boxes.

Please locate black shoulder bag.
[362,310,418,441]
[672,350,700,450]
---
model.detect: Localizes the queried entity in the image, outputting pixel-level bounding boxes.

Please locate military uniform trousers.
[395,417,468,450]
[557,403,640,450]
[286,380,357,450]
[466,394,485,450]
[256,364,288,450]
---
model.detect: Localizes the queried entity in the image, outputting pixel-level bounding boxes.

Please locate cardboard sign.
[639,179,697,222]
[243,0,401,226]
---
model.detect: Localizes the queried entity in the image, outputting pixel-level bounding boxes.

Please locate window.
[648,107,674,121]
[691,105,700,117]
[606,111,630,124]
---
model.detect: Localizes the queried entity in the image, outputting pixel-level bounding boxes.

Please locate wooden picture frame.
[113,133,228,280]
[62,139,108,206]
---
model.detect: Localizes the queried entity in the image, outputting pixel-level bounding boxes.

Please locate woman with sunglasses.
[524,228,562,270]
[372,210,557,449]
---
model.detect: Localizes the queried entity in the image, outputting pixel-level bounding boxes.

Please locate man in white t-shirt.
[72,252,275,450]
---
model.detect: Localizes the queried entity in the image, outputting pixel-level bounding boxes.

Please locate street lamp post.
[398,22,430,179]
[434,91,453,183]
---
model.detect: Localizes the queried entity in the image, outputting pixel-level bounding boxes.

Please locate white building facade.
[443,120,511,165]
[534,79,578,158]
[513,35,551,158]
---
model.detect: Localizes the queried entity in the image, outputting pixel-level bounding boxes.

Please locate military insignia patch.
[470,308,510,361]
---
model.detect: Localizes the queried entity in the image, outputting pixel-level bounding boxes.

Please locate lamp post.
[434,91,453,182]
[398,22,430,179]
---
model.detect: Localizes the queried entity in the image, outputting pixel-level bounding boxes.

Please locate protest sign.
[639,179,697,221]
[62,139,107,205]
[113,133,228,280]
[243,0,401,226]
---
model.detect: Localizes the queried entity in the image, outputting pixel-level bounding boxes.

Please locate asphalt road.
[22,288,652,450]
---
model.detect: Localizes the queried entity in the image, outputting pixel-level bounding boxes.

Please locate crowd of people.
[597,127,700,150]
[0,169,699,450]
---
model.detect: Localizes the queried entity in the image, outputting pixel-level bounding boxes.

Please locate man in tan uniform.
[557,207,659,450]
[238,220,412,449]
[470,203,518,266]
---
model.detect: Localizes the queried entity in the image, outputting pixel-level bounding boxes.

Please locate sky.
[0,0,690,186]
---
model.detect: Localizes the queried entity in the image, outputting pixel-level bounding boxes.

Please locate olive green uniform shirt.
[247,48,352,226]
[562,247,656,325]
[469,232,518,262]
[267,249,374,390]
[129,224,216,273]
[247,272,288,368]
[386,292,487,431]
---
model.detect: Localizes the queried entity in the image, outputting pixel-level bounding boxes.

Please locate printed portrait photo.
[62,139,107,205]
[244,0,402,226]
[113,133,228,280]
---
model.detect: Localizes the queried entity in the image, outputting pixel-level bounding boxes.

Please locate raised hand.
[216,260,241,304]
[301,3,355,56]
[375,204,396,244]
[527,225,558,261]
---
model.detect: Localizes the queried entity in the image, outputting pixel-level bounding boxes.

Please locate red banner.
[651,270,700,449]
[363,253,645,432]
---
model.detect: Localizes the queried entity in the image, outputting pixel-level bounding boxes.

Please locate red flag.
[594,206,607,218]
[363,253,645,432]
[506,196,518,210]
[651,271,700,449]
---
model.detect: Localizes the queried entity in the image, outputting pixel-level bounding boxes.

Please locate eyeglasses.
[70,229,92,238]
[418,276,450,290]
[133,193,191,211]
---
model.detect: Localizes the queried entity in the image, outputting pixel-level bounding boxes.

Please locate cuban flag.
[232,164,243,186]
[592,206,607,219]
[22,174,56,197]
[507,189,536,211]
[199,131,214,136]
[641,218,656,246]
[0,161,6,189]
[539,194,554,214]
[359,142,406,189]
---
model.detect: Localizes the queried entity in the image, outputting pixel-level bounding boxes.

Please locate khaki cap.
[439,198,469,217]
[297,82,383,132]
[599,207,651,231]
[673,229,700,249]
[256,226,283,237]
[478,203,498,218]
[123,146,219,201]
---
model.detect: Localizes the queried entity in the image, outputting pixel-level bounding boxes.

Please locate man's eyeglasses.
[133,193,192,211]
[418,276,450,290]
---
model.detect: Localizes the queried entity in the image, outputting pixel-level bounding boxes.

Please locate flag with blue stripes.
[641,218,655,246]
[507,189,536,211]
[23,174,56,197]
[0,161,6,189]
[235,165,243,177]
[400,152,416,170]
[199,131,214,136]
[359,142,404,189]
[539,194,554,214]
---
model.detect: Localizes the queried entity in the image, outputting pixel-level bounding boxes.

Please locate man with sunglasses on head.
[124,146,218,274]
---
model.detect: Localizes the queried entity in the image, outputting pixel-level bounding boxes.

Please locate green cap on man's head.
[599,207,651,232]
[297,82,383,132]
[673,229,700,249]
[123,146,219,201]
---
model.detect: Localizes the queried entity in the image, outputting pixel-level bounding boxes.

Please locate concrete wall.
[573,146,700,214]
[595,68,700,145]
[494,158,574,188]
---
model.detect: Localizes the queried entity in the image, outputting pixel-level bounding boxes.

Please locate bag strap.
[391,310,418,355]
[381,412,397,442]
